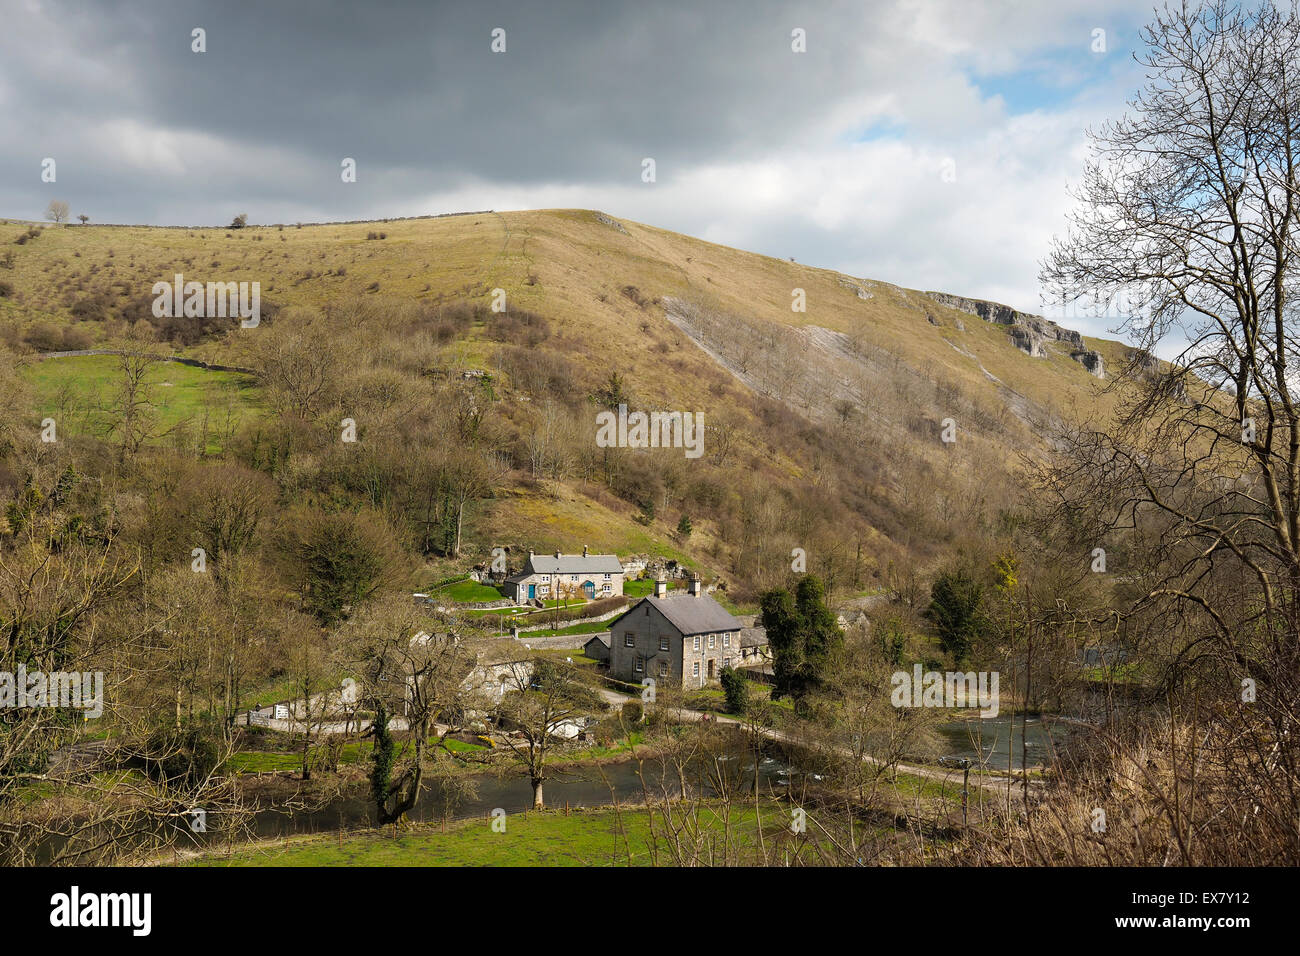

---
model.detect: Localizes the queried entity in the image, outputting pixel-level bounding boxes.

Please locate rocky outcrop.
[594,211,628,234]
[1126,348,1161,374]
[926,291,1101,377]
[838,276,873,300]
[1071,349,1105,378]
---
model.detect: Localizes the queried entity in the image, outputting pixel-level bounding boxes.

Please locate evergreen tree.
[926,566,984,664]
[759,575,842,708]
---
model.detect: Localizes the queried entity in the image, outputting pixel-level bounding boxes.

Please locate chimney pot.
[555,550,562,559]
[583,544,589,557]
[689,574,702,597]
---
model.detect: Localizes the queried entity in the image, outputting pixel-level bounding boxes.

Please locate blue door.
[583,581,595,599]
[528,584,536,600]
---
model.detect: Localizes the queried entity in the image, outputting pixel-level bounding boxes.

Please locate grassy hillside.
[0,210,1134,600]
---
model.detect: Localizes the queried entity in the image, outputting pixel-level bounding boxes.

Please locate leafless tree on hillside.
[1035,0,1300,864]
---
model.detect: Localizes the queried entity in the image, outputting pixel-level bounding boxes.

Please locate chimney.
[528,549,534,559]
[689,573,702,597]
[555,550,562,559]
[582,544,589,557]
[654,578,667,599]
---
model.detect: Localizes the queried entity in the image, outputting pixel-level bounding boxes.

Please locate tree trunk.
[531,777,544,810]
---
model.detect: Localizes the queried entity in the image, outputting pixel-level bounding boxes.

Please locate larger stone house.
[608,576,743,687]
[503,547,624,603]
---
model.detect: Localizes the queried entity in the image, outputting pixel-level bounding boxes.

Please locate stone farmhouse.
[608,576,743,687]
[503,547,624,603]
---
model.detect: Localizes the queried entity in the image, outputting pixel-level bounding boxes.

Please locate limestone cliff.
[925,291,1104,378]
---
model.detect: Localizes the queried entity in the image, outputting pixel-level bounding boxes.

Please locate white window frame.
[634,657,644,673]
[692,661,700,678]
[723,633,731,648]
[708,634,715,650]
[693,635,701,651]
[624,633,635,647]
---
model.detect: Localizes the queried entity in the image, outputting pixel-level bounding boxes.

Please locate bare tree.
[494,658,602,809]
[107,350,162,463]
[1037,0,1300,864]
[339,597,478,825]
[45,200,69,224]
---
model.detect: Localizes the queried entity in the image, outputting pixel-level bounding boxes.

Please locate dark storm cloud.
[0,0,890,223]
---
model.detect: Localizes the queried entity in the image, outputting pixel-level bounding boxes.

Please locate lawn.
[623,579,678,598]
[23,353,261,454]
[514,618,611,638]
[192,802,787,867]
[463,607,531,624]
[432,579,506,603]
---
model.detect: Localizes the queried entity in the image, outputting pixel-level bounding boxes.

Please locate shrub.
[484,307,550,348]
[620,701,643,725]
[23,321,64,351]
[132,725,223,788]
[620,285,649,308]
[720,666,749,716]
[61,325,94,350]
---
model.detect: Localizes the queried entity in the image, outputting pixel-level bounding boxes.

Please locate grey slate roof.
[632,592,741,636]
[585,633,611,648]
[520,554,624,575]
[740,626,768,648]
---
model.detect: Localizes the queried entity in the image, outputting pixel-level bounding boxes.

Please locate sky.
[0,0,1160,343]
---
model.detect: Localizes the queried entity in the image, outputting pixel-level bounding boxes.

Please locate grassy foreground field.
[193,804,787,867]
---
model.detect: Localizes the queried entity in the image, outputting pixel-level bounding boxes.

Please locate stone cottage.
[608,575,743,687]
[503,547,624,603]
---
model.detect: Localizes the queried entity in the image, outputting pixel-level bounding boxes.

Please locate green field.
[23,354,261,453]
[623,579,677,598]
[515,618,612,638]
[193,803,786,867]
[431,579,506,603]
